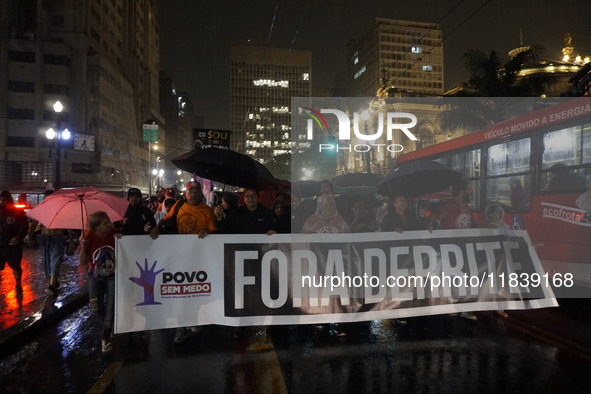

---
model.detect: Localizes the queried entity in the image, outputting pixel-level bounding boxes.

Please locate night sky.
[158,0,591,130]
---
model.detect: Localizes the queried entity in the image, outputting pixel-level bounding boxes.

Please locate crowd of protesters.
[1,175,518,354]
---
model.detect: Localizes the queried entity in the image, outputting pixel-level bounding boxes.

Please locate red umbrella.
[27,187,129,230]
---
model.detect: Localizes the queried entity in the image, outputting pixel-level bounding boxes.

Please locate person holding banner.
[303,194,349,336]
[213,192,239,232]
[381,194,426,233]
[150,180,217,344]
[346,197,379,233]
[427,181,474,231]
[485,203,510,318]
[225,188,276,236]
[302,194,349,234]
[122,188,156,235]
[485,203,510,230]
[79,211,122,353]
[427,181,478,320]
[224,187,277,351]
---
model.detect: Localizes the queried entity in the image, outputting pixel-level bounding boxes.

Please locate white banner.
[115,229,557,334]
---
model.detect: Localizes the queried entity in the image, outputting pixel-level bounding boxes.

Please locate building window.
[44,54,71,67]
[0,161,22,183]
[43,84,69,95]
[6,136,35,147]
[7,108,35,120]
[8,50,35,63]
[8,81,35,93]
[42,110,68,121]
[72,163,93,174]
[354,65,366,79]
[422,65,433,72]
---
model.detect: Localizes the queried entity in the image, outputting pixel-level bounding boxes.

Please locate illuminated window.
[273,106,289,113]
[253,79,289,88]
[542,126,581,168]
[422,65,433,72]
[354,66,366,79]
[302,73,309,81]
[538,125,591,192]
[411,46,422,54]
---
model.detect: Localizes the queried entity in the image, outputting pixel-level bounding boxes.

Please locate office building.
[347,18,444,97]
[0,0,163,195]
[230,45,312,163]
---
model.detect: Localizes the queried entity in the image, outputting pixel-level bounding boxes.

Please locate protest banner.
[115,229,557,334]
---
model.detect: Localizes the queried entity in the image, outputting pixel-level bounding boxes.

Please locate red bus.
[397,98,591,288]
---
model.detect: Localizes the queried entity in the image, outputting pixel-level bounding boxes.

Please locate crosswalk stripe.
[87,360,123,394]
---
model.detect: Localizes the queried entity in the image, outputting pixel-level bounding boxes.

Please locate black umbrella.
[171,148,277,190]
[331,172,383,188]
[377,160,463,196]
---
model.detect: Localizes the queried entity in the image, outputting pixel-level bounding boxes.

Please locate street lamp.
[110,167,127,196]
[152,165,164,190]
[46,100,71,190]
[362,110,372,173]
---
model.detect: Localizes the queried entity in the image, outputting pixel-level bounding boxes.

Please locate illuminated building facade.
[230,45,312,163]
[347,18,444,97]
[514,34,591,97]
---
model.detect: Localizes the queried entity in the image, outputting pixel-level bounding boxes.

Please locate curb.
[0,288,89,355]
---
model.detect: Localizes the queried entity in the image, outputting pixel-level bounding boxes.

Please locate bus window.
[466,179,481,212]
[539,165,590,192]
[451,149,481,211]
[485,175,531,212]
[583,123,591,164]
[451,149,480,178]
[542,126,581,169]
[433,156,449,167]
[541,125,591,192]
[485,138,531,212]
[487,138,530,176]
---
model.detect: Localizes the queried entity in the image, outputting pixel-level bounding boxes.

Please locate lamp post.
[151,143,160,193]
[46,101,71,190]
[142,120,159,197]
[110,167,127,197]
[362,110,372,173]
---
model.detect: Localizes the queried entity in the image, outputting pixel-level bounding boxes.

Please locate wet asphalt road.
[1,248,591,393]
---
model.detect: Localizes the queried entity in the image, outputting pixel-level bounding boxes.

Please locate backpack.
[93,246,116,279]
[159,199,186,234]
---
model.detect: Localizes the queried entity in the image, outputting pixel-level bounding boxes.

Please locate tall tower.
[0,0,162,194]
[347,18,444,97]
[230,45,312,163]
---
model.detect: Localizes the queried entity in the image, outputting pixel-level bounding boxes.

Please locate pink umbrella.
[27,187,129,230]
